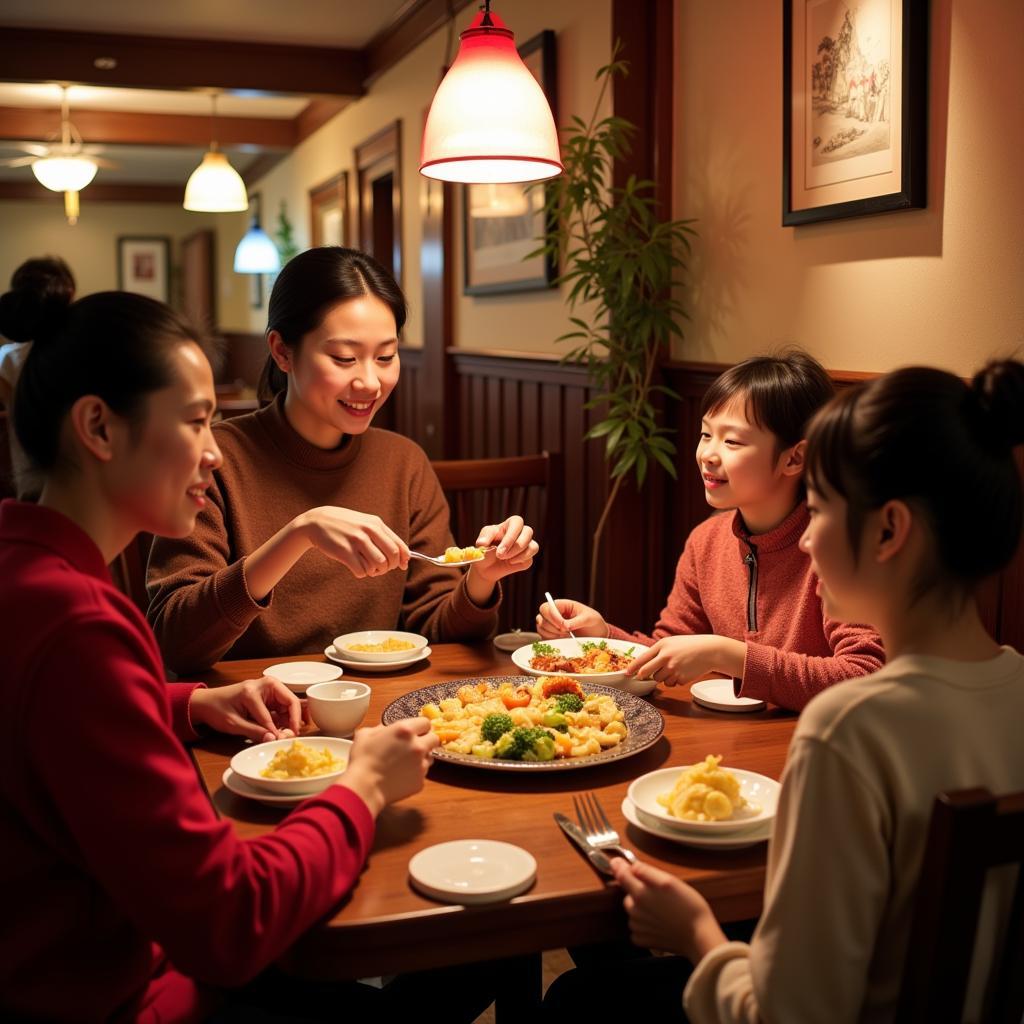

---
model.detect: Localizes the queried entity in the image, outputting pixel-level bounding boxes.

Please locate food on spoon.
[657,755,748,821]
[346,637,416,653]
[443,546,485,562]
[260,740,345,779]
[530,639,636,674]
[420,675,628,761]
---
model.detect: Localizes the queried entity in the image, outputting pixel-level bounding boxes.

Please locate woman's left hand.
[189,677,303,743]
[610,858,727,962]
[470,515,539,584]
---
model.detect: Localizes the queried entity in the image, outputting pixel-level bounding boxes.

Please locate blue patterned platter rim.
[381,675,664,772]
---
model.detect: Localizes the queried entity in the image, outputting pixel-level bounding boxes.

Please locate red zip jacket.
[608,503,885,710]
[0,500,375,1023]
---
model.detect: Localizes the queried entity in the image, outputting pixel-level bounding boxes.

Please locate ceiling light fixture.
[420,0,562,184]
[234,216,281,274]
[183,93,248,212]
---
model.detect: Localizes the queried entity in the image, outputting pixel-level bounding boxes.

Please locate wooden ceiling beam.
[0,105,294,148]
[0,28,366,97]
[365,0,475,86]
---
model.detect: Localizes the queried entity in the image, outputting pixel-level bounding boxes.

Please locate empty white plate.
[620,797,771,850]
[264,661,342,693]
[493,630,542,653]
[324,645,431,671]
[691,678,766,713]
[408,840,537,904]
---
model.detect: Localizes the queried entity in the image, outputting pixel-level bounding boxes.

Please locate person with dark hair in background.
[147,246,539,673]
[538,350,884,711]
[0,255,76,496]
[546,359,1024,1023]
[0,289,500,1022]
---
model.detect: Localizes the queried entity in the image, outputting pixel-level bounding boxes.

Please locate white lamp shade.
[184,150,248,212]
[420,11,562,184]
[234,220,281,273]
[31,156,98,192]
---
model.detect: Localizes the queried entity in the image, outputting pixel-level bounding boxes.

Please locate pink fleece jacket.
[608,503,885,710]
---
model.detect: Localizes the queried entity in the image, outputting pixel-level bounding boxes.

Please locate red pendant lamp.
[420,2,563,184]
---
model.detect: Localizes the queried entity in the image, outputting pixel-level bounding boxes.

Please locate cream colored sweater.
[684,648,1024,1024]
[147,396,498,672]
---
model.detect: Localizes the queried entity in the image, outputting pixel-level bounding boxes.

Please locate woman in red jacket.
[0,291,483,1022]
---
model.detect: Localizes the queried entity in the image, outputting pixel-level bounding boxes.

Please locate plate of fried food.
[382,674,663,772]
[510,637,655,695]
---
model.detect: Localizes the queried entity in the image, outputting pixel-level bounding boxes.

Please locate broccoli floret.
[541,711,569,732]
[532,641,557,656]
[494,731,518,758]
[480,712,515,744]
[493,726,552,761]
[522,732,556,762]
[554,692,584,714]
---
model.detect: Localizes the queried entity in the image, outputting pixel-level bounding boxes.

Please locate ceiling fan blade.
[0,156,36,168]
[90,157,120,170]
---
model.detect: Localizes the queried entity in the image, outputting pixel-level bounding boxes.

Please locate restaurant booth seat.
[896,787,1024,1024]
[431,451,561,634]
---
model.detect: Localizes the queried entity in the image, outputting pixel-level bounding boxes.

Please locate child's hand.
[535,598,609,639]
[610,858,726,962]
[189,677,302,742]
[627,635,745,686]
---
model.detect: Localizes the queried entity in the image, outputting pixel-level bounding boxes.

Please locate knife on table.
[554,813,614,876]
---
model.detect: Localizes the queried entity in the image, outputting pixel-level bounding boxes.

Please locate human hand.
[338,717,439,816]
[298,506,410,579]
[535,598,609,639]
[627,634,740,686]
[469,515,539,584]
[189,677,302,743]
[610,858,727,962]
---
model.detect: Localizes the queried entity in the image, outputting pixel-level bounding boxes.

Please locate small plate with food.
[325,644,431,671]
[620,796,771,850]
[627,756,780,834]
[382,674,663,772]
[229,737,352,797]
[331,630,429,664]
[510,637,654,695]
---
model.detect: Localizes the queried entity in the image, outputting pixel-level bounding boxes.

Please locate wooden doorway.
[181,229,216,335]
[355,122,402,284]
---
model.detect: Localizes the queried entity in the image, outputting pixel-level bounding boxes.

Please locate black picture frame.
[463,29,558,295]
[782,0,927,226]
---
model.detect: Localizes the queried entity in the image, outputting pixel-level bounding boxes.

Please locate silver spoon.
[409,548,490,568]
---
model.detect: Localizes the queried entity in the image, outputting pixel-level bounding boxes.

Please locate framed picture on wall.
[309,171,349,247]
[463,29,558,295]
[782,0,927,226]
[117,236,171,302]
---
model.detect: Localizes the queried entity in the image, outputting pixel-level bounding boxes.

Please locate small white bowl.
[229,736,352,796]
[306,680,371,737]
[627,765,780,834]
[333,630,429,663]
[510,636,656,695]
[264,661,342,693]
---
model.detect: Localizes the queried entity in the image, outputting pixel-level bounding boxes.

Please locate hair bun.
[0,288,71,345]
[970,360,1024,450]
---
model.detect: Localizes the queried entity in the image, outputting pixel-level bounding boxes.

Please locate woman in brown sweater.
[148,247,538,672]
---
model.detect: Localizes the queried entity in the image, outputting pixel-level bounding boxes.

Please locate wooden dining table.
[188,643,799,981]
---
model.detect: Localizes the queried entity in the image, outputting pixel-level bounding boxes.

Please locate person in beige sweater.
[544,360,1024,1023]
[148,248,538,672]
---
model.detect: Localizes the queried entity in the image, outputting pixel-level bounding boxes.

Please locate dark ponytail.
[259,246,407,403]
[806,360,1024,594]
[0,256,75,343]
[14,292,207,472]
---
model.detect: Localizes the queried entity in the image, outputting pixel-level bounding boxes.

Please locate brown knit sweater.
[147,397,498,672]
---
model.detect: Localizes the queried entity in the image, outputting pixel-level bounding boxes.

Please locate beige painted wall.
[227,0,611,355]
[0,199,217,302]
[674,0,1024,376]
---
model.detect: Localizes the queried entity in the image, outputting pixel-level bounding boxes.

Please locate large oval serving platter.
[382,675,664,772]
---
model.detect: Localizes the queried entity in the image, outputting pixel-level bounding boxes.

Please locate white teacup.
[306,680,371,737]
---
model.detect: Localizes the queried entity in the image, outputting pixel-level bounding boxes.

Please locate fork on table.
[573,792,636,863]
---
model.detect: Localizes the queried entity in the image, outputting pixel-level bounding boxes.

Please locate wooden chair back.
[897,787,1024,1024]
[0,409,14,500]
[108,532,154,614]
[431,452,561,634]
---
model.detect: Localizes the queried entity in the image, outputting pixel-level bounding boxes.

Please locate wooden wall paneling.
[181,229,216,336]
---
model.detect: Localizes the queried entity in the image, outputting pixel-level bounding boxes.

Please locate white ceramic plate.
[690,678,766,713]
[510,636,655,695]
[493,630,542,653]
[331,630,429,663]
[324,644,431,671]
[221,767,307,807]
[408,840,537,904]
[229,736,352,796]
[621,797,771,850]
[628,765,780,834]
[264,661,342,693]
